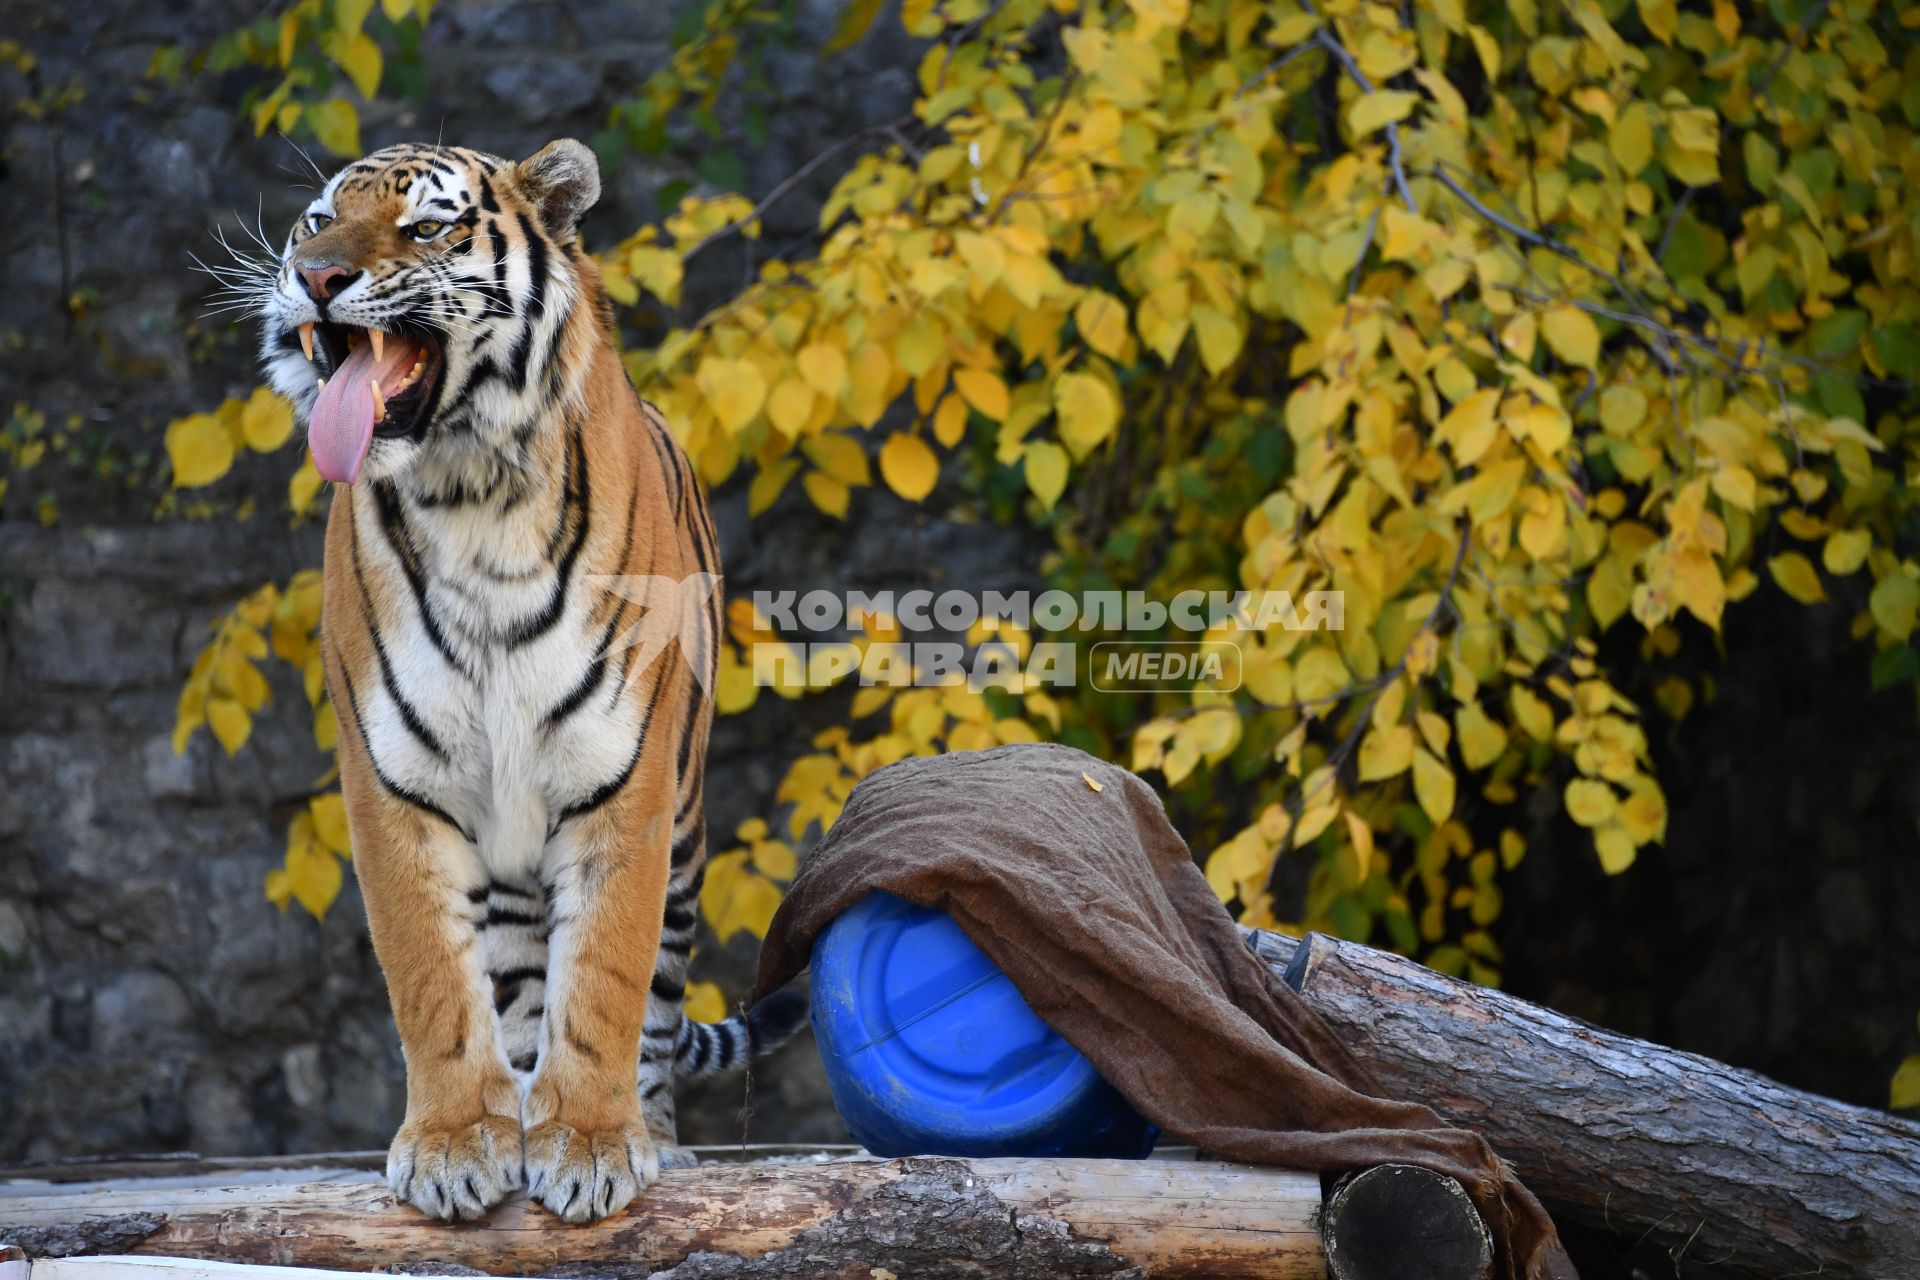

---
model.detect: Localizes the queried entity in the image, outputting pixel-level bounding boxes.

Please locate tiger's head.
[260,140,602,488]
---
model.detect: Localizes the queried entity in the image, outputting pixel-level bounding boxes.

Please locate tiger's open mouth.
[297,321,445,485]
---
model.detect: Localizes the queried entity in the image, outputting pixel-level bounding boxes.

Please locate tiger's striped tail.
[673,987,810,1082]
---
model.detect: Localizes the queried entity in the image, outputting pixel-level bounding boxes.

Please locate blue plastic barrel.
[810,891,1157,1159]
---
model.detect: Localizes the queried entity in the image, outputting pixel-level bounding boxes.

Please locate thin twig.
[682,117,915,263]
[1302,2,1416,213]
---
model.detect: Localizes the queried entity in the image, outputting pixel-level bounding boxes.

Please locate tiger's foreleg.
[523,783,671,1222]
[341,758,524,1220]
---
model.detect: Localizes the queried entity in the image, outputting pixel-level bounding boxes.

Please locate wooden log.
[1,1157,1331,1279]
[1322,1164,1490,1280]
[1243,927,1920,1279]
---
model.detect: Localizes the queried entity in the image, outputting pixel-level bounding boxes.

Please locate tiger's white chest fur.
[348,476,638,882]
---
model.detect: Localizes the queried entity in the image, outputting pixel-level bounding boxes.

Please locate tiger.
[253,139,805,1223]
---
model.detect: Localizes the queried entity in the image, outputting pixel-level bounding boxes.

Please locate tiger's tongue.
[308,334,423,484]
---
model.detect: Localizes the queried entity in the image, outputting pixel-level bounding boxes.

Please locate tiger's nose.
[297,263,358,302]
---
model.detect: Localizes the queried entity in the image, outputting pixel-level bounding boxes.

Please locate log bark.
[1,1157,1330,1279]
[1243,928,1920,1279]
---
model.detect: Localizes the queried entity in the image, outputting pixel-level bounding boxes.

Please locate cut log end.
[1322,1164,1493,1280]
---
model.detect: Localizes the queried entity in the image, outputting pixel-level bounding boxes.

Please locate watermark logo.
[581,579,1341,694]
[587,572,724,694]
[1090,641,1243,692]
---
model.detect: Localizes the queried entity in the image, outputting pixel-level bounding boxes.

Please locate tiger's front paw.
[387,1114,524,1221]
[524,1118,659,1223]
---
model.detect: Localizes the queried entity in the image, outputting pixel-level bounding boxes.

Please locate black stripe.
[687,1026,712,1074]
[554,641,672,827]
[368,482,472,680]
[505,425,590,649]
[541,612,619,729]
[350,521,451,763]
[338,668,467,837]
[666,869,704,906]
[466,886,489,904]
[485,904,544,927]
[669,824,702,868]
[489,880,538,898]
[650,970,684,1002]
[508,213,549,390]
[643,411,682,513]
[662,901,695,933]
[489,965,546,986]
[479,174,499,212]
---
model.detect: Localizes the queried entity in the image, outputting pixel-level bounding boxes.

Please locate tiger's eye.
[305,213,333,235]
[408,220,448,242]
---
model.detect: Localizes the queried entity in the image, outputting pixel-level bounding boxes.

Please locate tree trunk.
[3,1156,1335,1279]
[1243,928,1920,1279]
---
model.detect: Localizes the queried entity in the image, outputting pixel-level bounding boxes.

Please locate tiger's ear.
[516,139,601,242]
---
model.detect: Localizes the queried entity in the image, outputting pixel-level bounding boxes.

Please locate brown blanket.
[755,742,1576,1280]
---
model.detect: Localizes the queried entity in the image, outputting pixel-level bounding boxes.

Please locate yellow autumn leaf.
[879,431,939,502]
[1871,573,1919,640]
[306,98,360,157]
[1823,529,1872,576]
[167,413,236,488]
[1075,291,1130,359]
[803,471,850,518]
[1564,778,1617,827]
[954,367,1011,421]
[797,343,848,399]
[1541,306,1600,369]
[289,456,324,515]
[1892,1055,1920,1112]
[1357,724,1414,780]
[1342,810,1374,883]
[1455,701,1507,770]
[698,357,768,434]
[1512,686,1555,740]
[324,30,382,100]
[1053,371,1119,458]
[1348,90,1420,137]
[683,980,729,1024]
[1767,552,1825,605]
[1594,824,1637,874]
[241,387,294,452]
[1610,105,1653,174]
[1411,747,1455,824]
[802,432,871,487]
[1024,441,1069,510]
[701,852,785,942]
[932,393,969,447]
[206,697,252,756]
[1191,306,1243,374]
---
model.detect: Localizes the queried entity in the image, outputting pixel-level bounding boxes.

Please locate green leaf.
[1872,323,1920,379]
[696,148,748,192]
[1808,309,1867,359]
[1869,644,1917,692]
